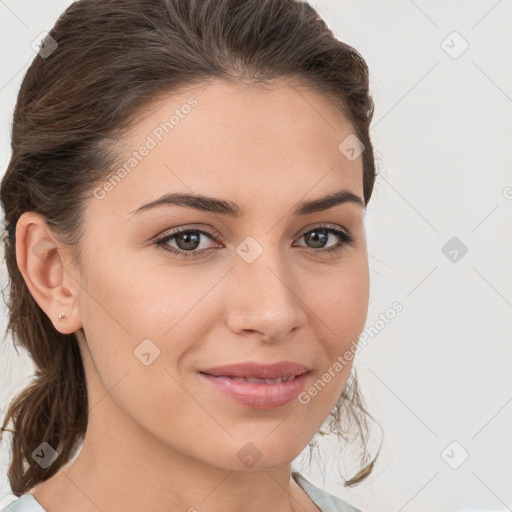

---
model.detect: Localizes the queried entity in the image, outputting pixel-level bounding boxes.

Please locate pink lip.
[197,361,311,410]
[198,361,310,379]
[198,372,310,409]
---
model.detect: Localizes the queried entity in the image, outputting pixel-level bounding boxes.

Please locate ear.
[14,211,83,335]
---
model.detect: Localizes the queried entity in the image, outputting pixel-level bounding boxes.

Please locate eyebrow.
[129,188,364,218]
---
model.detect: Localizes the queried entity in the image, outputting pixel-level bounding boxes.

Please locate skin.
[15,78,369,512]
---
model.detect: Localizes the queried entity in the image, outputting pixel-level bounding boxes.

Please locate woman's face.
[66,79,369,471]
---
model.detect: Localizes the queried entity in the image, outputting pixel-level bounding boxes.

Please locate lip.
[197,361,311,410]
[198,361,310,379]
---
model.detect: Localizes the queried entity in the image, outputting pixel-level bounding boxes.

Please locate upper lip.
[198,361,310,379]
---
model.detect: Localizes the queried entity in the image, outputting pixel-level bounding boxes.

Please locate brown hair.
[0,0,380,497]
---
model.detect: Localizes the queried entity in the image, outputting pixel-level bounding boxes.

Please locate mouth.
[197,364,311,409]
[197,361,310,380]
[198,372,304,384]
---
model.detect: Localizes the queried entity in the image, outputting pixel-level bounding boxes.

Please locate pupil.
[178,232,200,250]
[305,229,327,249]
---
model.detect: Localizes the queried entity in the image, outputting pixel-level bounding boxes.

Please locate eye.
[155,223,355,259]
[294,224,355,255]
[155,226,221,259]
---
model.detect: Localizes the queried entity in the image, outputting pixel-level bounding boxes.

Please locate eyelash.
[155,224,355,259]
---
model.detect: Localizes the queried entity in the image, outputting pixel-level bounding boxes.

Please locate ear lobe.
[14,211,83,335]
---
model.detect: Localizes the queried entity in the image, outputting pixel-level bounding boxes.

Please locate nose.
[225,245,307,342]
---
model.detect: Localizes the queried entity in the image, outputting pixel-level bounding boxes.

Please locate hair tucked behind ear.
[1,0,380,496]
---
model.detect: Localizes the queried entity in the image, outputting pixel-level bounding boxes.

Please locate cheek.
[300,256,369,397]
[76,247,221,398]
[308,254,370,345]
[327,278,369,350]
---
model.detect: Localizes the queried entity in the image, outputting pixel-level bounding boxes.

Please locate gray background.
[1,1,511,511]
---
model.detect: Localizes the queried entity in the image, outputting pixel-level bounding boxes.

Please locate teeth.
[226,375,297,383]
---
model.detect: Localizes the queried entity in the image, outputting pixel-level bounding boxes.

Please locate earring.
[58,313,67,322]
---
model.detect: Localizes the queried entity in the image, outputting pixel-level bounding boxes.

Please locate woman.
[0,0,379,511]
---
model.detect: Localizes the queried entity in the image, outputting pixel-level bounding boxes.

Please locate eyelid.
[295,222,349,239]
[154,225,221,248]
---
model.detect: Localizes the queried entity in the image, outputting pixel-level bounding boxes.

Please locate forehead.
[88,79,363,219]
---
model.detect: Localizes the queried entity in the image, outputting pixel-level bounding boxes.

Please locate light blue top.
[1,471,362,512]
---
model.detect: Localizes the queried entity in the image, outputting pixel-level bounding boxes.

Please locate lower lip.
[198,372,309,409]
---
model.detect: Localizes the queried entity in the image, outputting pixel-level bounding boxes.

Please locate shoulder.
[1,494,47,512]
[292,471,364,512]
